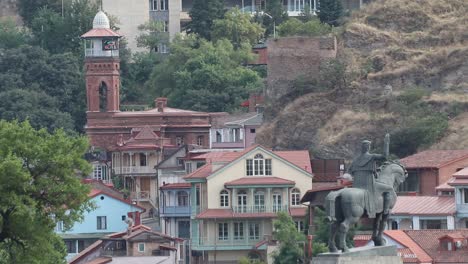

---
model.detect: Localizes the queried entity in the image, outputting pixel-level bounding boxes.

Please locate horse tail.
[325,189,343,222]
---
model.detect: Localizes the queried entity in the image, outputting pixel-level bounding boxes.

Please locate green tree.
[0,120,92,263]
[147,36,262,112]
[0,45,86,131]
[253,0,288,38]
[0,19,31,49]
[0,89,75,132]
[188,0,225,40]
[277,17,332,37]
[318,0,343,26]
[136,21,169,51]
[239,257,265,264]
[17,0,64,26]
[121,52,162,103]
[30,0,98,54]
[212,8,265,48]
[272,212,306,264]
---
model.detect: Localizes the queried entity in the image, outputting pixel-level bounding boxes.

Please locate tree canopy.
[317,0,343,26]
[0,45,85,132]
[188,0,225,40]
[212,8,265,48]
[0,120,92,263]
[277,17,332,37]
[272,212,306,264]
[146,36,262,112]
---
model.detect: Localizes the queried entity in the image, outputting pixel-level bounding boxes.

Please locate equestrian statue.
[325,134,407,252]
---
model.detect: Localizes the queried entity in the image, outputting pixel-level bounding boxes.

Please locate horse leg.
[338,217,357,252]
[372,213,382,245]
[328,221,339,252]
[377,212,389,246]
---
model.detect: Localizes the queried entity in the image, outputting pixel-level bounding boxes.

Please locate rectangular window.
[464,189,468,204]
[246,159,253,176]
[176,136,184,146]
[139,153,147,166]
[250,128,256,133]
[265,159,272,175]
[151,0,158,10]
[185,162,192,174]
[218,223,228,240]
[163,21,169,32]
[420,219,447,229]
[197,135,204,146]
[398,172,419,193]
[249,223,260,240]
[56,221,63,232]
[159,0,168,10]
[254,193,265,212]
[65,240,77,254]
[234,222,244,240]
[295,221,304,232]
[138,243,145,252]
[97,216,107,230]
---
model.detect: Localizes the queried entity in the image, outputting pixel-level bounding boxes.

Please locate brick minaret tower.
[81,11,121,113]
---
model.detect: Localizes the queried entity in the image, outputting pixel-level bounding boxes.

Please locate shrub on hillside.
[277,18,332,37]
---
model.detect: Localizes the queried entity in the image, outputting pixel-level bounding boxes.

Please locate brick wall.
[266,36,337,101]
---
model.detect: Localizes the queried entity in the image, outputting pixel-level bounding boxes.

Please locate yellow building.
[184,145,313,263]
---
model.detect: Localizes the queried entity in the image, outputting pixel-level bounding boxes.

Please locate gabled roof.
[122,228,184,242]
[225,177,295,187]
[391,196,455,216]
[400,150,468,169]
[88,189,145,211]
[383,230,433,263]
[405,229,468,263]
[448,167,468,186]
[183,145,312,181]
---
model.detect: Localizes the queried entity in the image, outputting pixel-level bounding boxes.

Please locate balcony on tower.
[81,11,121,58]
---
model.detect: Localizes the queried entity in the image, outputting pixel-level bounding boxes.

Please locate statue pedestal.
[312,246,402,264]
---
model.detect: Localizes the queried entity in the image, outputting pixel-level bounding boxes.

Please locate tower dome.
[93,11,110,29]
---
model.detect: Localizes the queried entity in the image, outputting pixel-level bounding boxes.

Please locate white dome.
[93,11,110,29]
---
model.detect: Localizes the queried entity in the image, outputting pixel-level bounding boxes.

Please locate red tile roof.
[184,163,213,179]
[435,180,455,191]
[86,257,112,264]
[392,196,455,216]
[81,28,121,38]
[397,248,419,263]
[89,189,145,211]
[160,183,191,190]
[274,150,312,173]
[405,229,468,263]
[196,207,307,219]
[400,150,468,169]
[225,177,295,186]
[384,230,433,264]
[453,167,468,177]
[184,145,312,180]
[448,168,468,186]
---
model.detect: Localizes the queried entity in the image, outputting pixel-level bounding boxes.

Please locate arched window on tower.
[99,81,108,112]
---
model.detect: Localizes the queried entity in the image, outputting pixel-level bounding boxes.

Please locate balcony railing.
[160,206,190,216]
[116,166,156,174]
[232,205,289,214]
[130,191,150,201]
[191,236,261,249]
[85,48,119,57]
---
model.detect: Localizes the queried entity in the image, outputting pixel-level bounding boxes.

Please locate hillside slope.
[257,0,468,159]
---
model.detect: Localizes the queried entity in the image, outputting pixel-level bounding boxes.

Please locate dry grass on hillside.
[343,0,468,90]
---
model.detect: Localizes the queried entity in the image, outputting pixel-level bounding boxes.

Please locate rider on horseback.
[348,140,392,217]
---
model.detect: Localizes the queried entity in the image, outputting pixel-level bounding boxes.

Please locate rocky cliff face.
[257,0,468,160]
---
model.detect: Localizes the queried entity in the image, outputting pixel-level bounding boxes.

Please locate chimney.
[155,97,167,112]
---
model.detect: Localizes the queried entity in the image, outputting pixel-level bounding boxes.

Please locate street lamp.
[263,12,276,38]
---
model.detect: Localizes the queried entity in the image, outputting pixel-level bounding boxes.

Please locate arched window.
[220,190,229,207]
[291,188,301,206]
[246,153,272,176]
[99,81,108,112]
[177,191,188,206]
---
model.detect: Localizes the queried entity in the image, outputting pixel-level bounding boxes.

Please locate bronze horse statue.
[325,162,407,252]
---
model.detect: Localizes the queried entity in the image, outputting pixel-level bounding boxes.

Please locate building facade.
[184,145,312,263]
[57,181,144,260]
